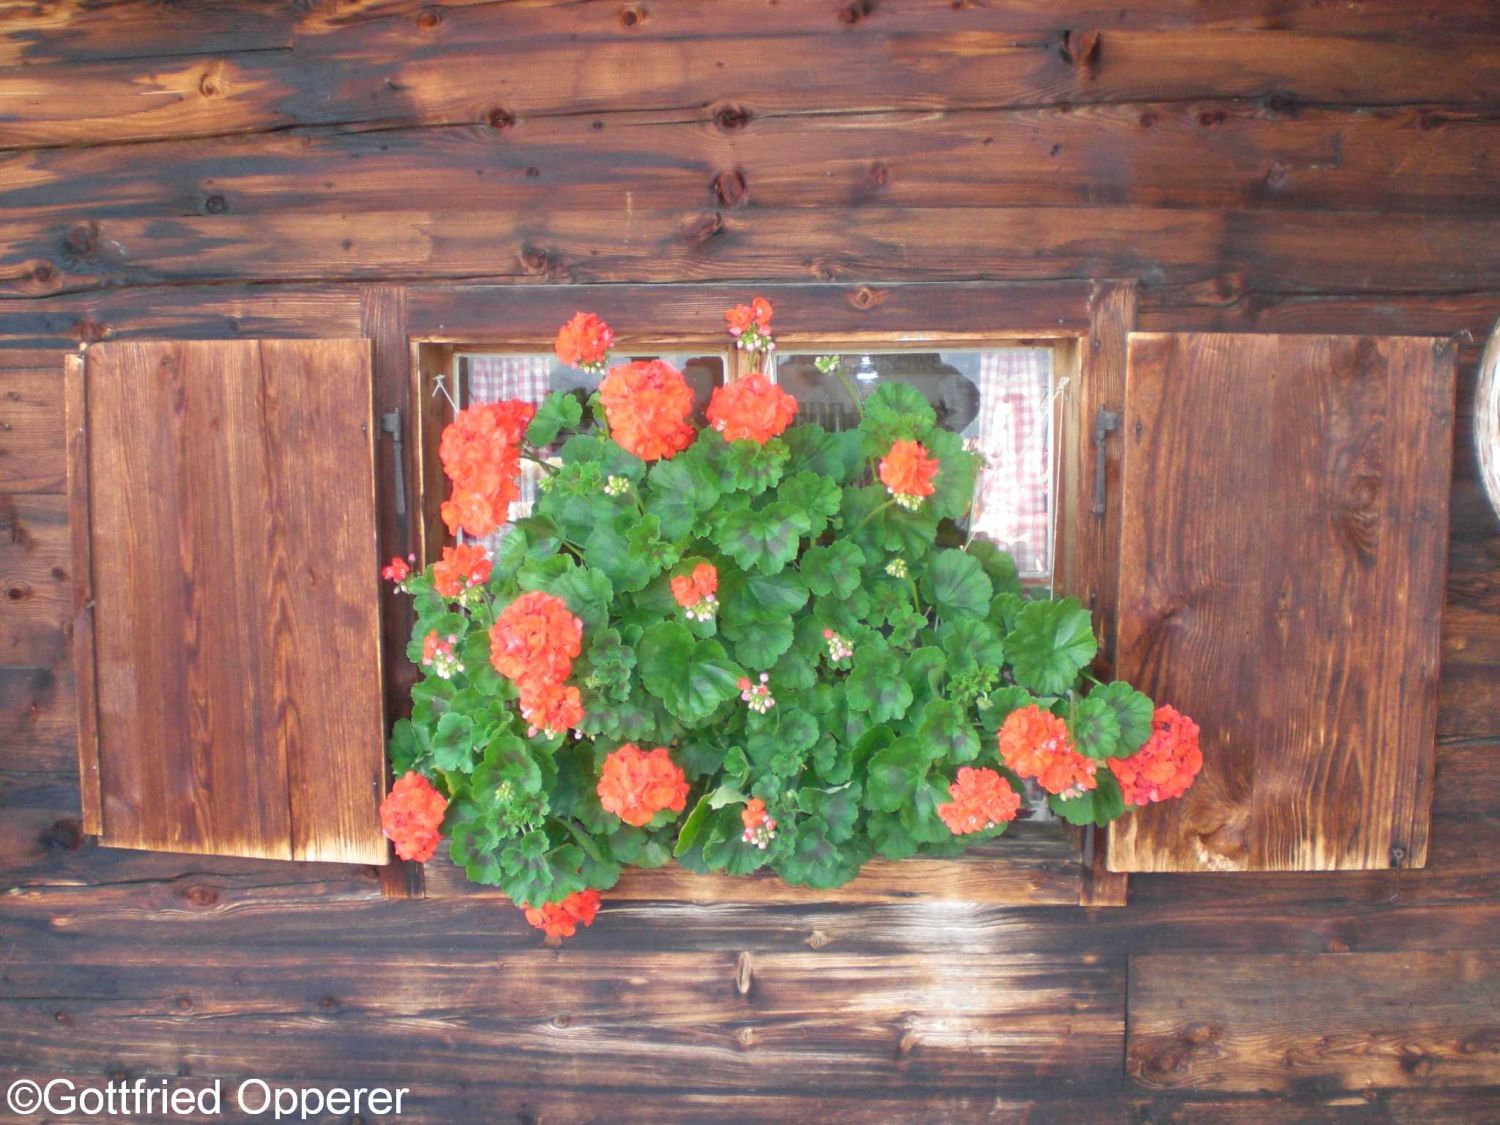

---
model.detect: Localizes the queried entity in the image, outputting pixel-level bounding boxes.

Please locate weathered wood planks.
[71,340,387,863]
[1109,334,1456,872]
[1128,951,1500,1092]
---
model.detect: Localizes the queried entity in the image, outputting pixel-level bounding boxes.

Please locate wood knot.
[1399,1050,1435,1078]
[848,285,884,310]
[1264,91,1300,118]
[839,0,873,23]
[550,1012,572,1028]
[7,583,31,601]
[39,818,83,852]
[1059,29,1101,74]
[182,885,220,908]
[1197,109,1226,128]
[1138,110,1158,128]
[1416,110,1448,132]
[712,102,753,132]
[198,70,222,97]
[75,318,107,344]
[809,258,844,282]
[734,1025,756,1048]
[174,996,194,1013]
[1390,844,1408,867]
[712,168,748,207]
[806,929,831,949]
[487,107,516,130]
[53,1008,72,1025]
[66,221,100,257]
[30,261,56,288]
[619,3,647,28]
[1181,1022,1220,1045]
[734,951,753,996]
[681,210,724,245]
[203,192,228,215]
[415,6,443,30]
[896,1028,920,1056]
[524,166,540,179]
[868,161,890,188]
[519,244,558,275]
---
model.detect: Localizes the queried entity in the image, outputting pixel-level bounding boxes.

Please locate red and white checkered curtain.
[969,349,1053,576]
[465,355,555,553]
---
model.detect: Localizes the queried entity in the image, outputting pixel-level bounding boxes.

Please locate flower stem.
[849,498,894,538]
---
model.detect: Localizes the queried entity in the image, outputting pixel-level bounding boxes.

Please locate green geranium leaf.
[801,540,865,598]
[722,568,810,623]
[544,563,614,633]
[498,830,586,906]
[868,810,919,859]
[638,621,743,724]
[1069,695,1123,761]
[797,783,862,844]
[644,456,720,540]
[779,470,843,538]
[1050,770,1127,827]
[776,815,866,888]
[389,718,431,777]
[431,712,476,774]
[923,427,980,522]
[724,616,795,670]
[1007,597,1098,695]
[921,549,992,620]
[863,737,927,812]
[860,382,936,453]
[526,391,585,447]
[846,646,914,723]
[1090,681,1157,755]
[716,502,812,575]
[916,699,982,763]
[967,539,1022,596]
[720,436,791,495]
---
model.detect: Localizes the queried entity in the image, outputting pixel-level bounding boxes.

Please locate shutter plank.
[1108,333,1454,872]
[75,340,385,863]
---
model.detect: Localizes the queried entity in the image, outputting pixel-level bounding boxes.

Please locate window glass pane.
[459,351,726,549]
[774,349,1056,577]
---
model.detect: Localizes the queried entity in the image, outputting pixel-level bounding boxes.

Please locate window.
[458,348,727,550]
[772,345,1061,581]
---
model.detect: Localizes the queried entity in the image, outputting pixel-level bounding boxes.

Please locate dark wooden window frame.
[399,280,1137,907]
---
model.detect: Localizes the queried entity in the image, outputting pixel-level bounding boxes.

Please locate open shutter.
[1107,333,1455,872]
[66,340,387,864]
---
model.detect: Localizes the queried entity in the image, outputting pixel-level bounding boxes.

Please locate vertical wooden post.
[1058,279,1137,907]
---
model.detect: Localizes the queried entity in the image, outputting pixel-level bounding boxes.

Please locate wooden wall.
[1,2,1497,1120]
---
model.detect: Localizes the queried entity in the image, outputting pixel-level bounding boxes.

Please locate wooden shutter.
[1107,333,1455,872]
[66,340,388,864]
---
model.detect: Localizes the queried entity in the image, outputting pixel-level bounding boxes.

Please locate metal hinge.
[1091,407,1121,518]
[380,409,409,550]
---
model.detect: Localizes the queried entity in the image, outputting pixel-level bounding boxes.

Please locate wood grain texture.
[4,103,1495,224]
[3,18,1497,152]
[0,366,65,492]
[9,207,1500,298]
[1109,334,1456,872]
[76,340,386,863]
[1128,951,1500,1092]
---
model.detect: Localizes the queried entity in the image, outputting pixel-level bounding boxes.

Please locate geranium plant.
[382,300,1203,940]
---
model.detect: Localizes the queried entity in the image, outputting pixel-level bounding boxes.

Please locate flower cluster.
[524,889,601,939]
[741,798,778,849]
[670,562,719,622]
[597,744,690,827]
[421,631,464,679]
[1109,706,1204,806]
[706,371,798,444]
[726,297,774,354]
[937,767,1021,835]
[822,628,854,663]
[554,312,614,375]
[998,704,1098,799]
[739,673,775,714]
[604,474,632,497]
[490,591,585,735]
[439,400,536,537]
[884,557,909,579]
[432,543,492,603]
[379,771,448,863]
[382,555,413,589]
[598,358,697,462]
[879,439,941,510]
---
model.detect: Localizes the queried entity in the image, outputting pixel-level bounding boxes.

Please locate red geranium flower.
[879,439,940,509]
[440,487,505,539]
[740,796,778,849]
[489,591,584,692]
[438,400,535,536]
[379,771,448,863]
[706,371,798,444]
[554,312,614,370]
[726,297,773,336]
[998,704,1098,799]
[598,359,697,462]
[670,562,718,608]
[937,767,1021,835]
[519,680,586,736]
[432,543,492,599]
[597,744,689,828]
[523,889,601,940]
[1109,705,1203,806]
[381,556,411,583]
